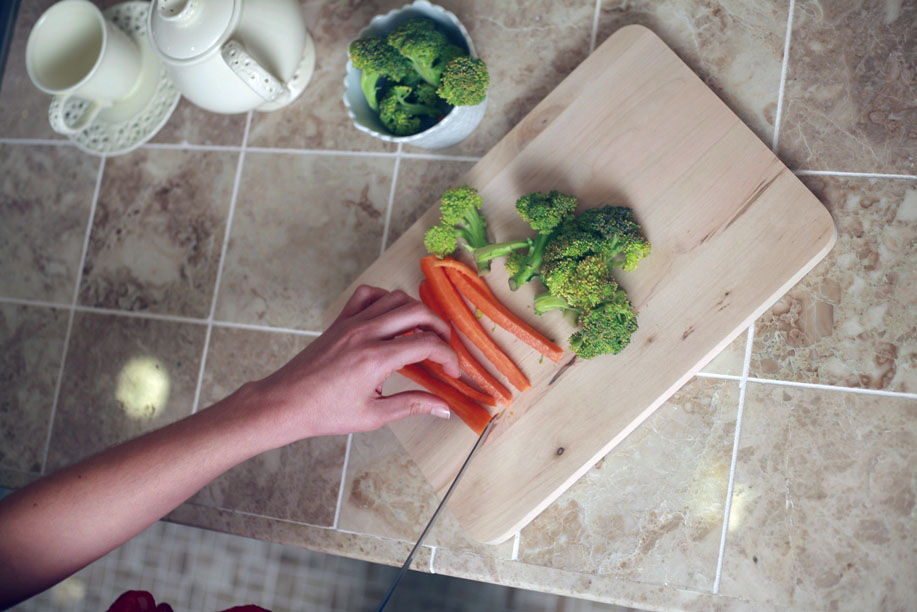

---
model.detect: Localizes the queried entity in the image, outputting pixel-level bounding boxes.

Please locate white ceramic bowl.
[342,0,488,149]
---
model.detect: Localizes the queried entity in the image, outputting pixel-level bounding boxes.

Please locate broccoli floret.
[423,185,490,259]
[538,255,620,311]
[348,36,412,111]
[386,19,459,86]
[568,290,639,359]
[494,191,578,290]
[545,206,651,272]
[437,56,489,106]
[378,85,441,136]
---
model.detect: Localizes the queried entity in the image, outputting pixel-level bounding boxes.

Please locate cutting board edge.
[463,216,837,545]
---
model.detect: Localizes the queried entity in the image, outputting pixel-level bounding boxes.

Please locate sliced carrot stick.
[398,363,492,435]
[443,266,565,363]
[419,280,513,406]
[430,257,497,301]
[421,256,531,392]
[422,359,496,406]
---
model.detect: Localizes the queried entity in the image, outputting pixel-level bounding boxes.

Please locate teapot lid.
[149,0,237,61]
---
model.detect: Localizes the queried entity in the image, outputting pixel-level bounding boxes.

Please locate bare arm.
[0,286,458,609]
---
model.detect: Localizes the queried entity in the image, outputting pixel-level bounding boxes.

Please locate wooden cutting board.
[324,25,835,544]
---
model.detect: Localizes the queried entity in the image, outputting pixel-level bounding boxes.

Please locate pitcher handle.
[221,40,287,103]
[48,94,104,135]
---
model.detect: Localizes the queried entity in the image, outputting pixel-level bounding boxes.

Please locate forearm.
[0,381,278,608]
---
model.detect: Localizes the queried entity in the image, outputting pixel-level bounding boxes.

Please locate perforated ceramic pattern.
[64,2,181,156]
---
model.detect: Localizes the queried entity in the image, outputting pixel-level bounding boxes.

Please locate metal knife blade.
[377,414,500,611]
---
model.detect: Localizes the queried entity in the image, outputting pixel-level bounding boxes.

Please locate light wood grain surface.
[323,25,835,544]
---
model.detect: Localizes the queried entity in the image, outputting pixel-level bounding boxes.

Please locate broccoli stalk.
[348,36,412,111]
[424,185,490,260]
[386,19,464,86]
[378,85,442,136]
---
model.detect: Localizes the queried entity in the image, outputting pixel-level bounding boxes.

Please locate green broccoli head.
[515,191,578,232]
[503,250,527,279]
[349,36,412,111]
[437,56,489,106]
[569,290,639,359]
[550,206,650,271]
[386,19,453,85]
[424,222,459,258]
[541,254,620,310]
[378,84,442,136]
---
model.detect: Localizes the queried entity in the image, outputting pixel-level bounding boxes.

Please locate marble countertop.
[1,1,914,610]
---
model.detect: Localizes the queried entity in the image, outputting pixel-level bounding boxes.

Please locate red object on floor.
[107,590,270,612]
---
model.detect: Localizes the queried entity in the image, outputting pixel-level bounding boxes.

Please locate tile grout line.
[379,142,404,256]
[39,156,106,474]
[712,324,755,593]
[212,319,321,337]
[332,433,353,530]
[511,531,521,561]
[589,0,602,54]
[746,376,917,399]
[429,545,437,573]
[795,170,917,180]
[771,0,795,151]
[191,110,253,415]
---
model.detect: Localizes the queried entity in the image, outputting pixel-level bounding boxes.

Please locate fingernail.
[432,405,451,419]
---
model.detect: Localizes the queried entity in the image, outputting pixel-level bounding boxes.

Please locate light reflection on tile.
[0,145,98,302]
[518,377,739,591]
[192,326,346,526]
[719,383,917,609]
[0,304,68,475]
[215,152,393,331]
[45,312,205,472]
[78,149,237,318]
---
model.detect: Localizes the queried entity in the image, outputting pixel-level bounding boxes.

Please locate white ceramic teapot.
[147,0,315,114]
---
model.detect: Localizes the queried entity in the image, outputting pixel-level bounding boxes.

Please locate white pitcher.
[147,0,315,114]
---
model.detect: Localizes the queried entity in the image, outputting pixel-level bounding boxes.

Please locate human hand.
[251,285,459,443]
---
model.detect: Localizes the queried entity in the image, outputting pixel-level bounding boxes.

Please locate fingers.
[336,285,388,321]
[377,332,460,379]
[352,289,413,321]
[363,301,451,343]
[372,390,451,426]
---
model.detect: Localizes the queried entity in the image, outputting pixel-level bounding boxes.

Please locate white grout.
[40,156,105,474]
[771,0,795,151]
[745,376,917,400]
[795,170,917,180]
[380,143,403,256]
[589,0,602,54]
[511,531,521,560]
[713,324,755,593]
[0,296,70,310]
[142,141,241,153]
[429,545,437,573]
[191,111,253,414]
[400,151,482,163]
[0,137,72,147]
[72,303,205,325]
[212,319,321,337]
[332,433,354,530]
[244,145,395,158]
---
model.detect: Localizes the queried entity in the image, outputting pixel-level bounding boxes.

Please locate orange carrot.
[419,281,513,406]
[398,363,492,435]
[430,257,497,301]
[422,359,496,406]
[421,256,531,392]
[442,266,565,363]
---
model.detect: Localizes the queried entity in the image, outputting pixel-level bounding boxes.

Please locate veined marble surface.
[0,1,914,610]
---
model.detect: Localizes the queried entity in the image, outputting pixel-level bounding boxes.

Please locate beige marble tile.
[191,326,346,526]
[337,425,515,558]
[777,0,916,173]
[403,0,595,157]
[166,502,434,573]
[751,177,916,392]
[598,1,788,146]
[719,383,917,609]
[78,149,237,318]
[0,144,98,302]
[0,1,61,140]
[518,377,739,591]
[149,99,248,147]
[386,158,476,248]
[45,312,205,472]
[700,331,748,377]
[245,1,398,151]
[216,152,393,331]
[0,304,68,475]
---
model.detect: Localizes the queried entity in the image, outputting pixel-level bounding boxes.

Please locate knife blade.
[377,414,500,611]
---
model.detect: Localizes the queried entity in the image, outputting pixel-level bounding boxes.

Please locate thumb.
[372,391,451,426]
